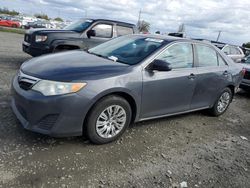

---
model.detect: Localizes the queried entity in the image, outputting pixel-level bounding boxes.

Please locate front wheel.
[209,88,232,116]
[86,95,132,144]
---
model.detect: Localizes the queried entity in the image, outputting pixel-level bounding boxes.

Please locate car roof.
[132,34,213,45]
[193,39,240,49]
[80,18,135,27]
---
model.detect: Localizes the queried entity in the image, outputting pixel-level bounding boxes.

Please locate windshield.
[64,19,93,32]
[88,35,165,65]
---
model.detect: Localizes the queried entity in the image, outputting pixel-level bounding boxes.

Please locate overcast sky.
[1,0,250,45]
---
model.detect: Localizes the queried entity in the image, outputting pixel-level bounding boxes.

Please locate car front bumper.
[22,41,51,57]
[11,75,91,137]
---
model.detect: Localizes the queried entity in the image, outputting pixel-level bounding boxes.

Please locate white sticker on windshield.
[145,38,164,43]
[86,20,93,23]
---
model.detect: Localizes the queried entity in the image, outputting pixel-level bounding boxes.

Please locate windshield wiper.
[108,56,128,64]
[88,51,110,59]
[88,51,128,64]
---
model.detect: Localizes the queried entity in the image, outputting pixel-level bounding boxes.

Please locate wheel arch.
[227,84,235,98]
[54,44,80,51]
[82,90,139,135]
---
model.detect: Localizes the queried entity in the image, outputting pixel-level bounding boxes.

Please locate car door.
[83,23,114,49]
[191,43,229,109]
[141,42,197,119]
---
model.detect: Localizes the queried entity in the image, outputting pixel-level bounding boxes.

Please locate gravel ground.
[0,32,250,188]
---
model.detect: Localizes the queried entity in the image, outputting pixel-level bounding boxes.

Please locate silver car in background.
[221,44,245,63]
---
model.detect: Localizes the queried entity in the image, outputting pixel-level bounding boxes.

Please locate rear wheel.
[86,95,132,144]
[209,88,232,116]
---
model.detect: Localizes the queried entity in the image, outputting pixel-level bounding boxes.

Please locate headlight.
[32,80,87,96]
[35,35,47,42]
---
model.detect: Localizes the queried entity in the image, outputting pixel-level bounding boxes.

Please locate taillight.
[242,68,246,76]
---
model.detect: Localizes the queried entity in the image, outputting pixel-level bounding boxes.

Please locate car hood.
[25,28,77,35]
[21,51,129,82]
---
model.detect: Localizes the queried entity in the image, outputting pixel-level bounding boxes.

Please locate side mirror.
[87,29,96,38]
[147,59,172,71]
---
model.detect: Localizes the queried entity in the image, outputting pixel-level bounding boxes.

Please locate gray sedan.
[11,35,244,144]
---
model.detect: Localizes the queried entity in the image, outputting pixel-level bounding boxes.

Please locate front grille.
[244,71,250,80]
[37,114,59,130]
[18,71,39,91]
[24,34,31,43]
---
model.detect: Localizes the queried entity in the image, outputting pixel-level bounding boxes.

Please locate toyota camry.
[11,34,244,144]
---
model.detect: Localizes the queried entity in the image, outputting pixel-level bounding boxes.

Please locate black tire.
[209,87,232,116]
[86,95,132,144]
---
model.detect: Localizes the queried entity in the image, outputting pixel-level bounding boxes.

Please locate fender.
[86,87,141,122]
[50,39,85,51]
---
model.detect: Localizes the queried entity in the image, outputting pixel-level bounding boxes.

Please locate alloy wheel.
[217,91,230,113]
[96,105,127,138]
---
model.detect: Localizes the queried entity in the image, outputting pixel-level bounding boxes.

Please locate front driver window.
[156,43,193,69]
[91,24,113,38]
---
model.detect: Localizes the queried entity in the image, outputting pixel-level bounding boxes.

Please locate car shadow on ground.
[10,107,208,148]
[236,90,250,99]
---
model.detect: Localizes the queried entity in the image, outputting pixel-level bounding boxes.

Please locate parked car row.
[0,14,70,29]
[0,15,20,28]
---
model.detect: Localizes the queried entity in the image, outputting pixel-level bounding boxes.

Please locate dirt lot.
[0,32,250,188]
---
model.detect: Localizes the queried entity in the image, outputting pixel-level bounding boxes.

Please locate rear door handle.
[188,73,196,79]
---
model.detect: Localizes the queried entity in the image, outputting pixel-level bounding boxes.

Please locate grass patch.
[0,27,25,35]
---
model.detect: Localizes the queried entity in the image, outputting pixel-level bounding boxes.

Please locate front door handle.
[223,70,229,76]
[188,73,196,79]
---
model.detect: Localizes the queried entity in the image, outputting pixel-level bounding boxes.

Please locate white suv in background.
[221,44,245,63]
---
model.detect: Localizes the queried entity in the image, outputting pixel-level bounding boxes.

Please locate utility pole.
[138,9,142,23]
[137,9,142,31]
[216,30,222,42]
[85,9,88,18]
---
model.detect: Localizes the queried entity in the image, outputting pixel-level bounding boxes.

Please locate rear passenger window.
[157,43,193,69]
[196,44,218,67]
[117,25,133,36]
[92,24,112,38]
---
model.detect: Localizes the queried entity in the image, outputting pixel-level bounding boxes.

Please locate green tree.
[137,20,150,33]
[0,7,19,15]
[34,13,49,20]
[242,42,250,48]
[54,17,63,22]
